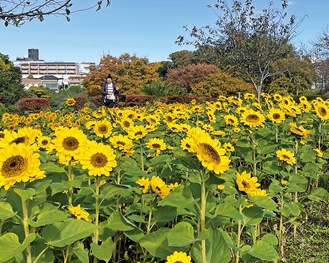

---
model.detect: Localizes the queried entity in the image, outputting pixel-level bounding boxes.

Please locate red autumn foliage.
[72,96,88,111]
[165,63,220,93]
[17,98,50,112]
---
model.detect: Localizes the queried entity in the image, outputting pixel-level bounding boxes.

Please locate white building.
[14,49,95,91]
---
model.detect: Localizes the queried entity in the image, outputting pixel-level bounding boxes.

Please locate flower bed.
[0,93,328,263]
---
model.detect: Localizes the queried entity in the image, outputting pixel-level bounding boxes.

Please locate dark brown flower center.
[98,125,108,134]
[63,137,79,151]
[200,143,221,163]
[2,155,26,177]
[91,153,107,167]
[319,107,327,116]
[10,136,28,145]
[246,114,259,122]
[273,113,281,119]
[152,143,161,149]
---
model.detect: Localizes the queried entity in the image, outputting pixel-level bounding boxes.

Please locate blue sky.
[1,0,328,63]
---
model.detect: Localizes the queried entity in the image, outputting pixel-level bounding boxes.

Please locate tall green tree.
[267,55,315,95]
[177,0,304,99]
[168,50,195,67]
[0,53,26,107]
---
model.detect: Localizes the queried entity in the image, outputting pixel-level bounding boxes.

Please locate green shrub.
[140,81,184,98]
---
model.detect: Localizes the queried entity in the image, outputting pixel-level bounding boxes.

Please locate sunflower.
[166,251,191,263]
[93,119,113,138]
[276,148,296,165]
[166,123,182,133]
[65,98,76,107]
[136,177,150,193]
[314,148,324,157]
[247,188,267,197]
[267,108,285,124]
[314,102,329,121]
[233,127,241,133]
[68,204,89,221]
[79,140,117,177]
[223,142,235,152]
[273,93,282,102]
[53,127,88,165]
[212,130,226,137]
[218,95,228,102]
[223,114,239,127]
[283,104,301,117]
[244,93,256,100]
[236,171,260,194]
[127,125,148,140]
[146,138,167,156]
[193,134,230,175]
[281,95,294,107]
[236,106,249,115]
[202,123,215,132]
[261,92,271,99]
[150,176,169,198]
[119,118,135,131]
[37,135,55,152]
[180,137,195,153]
[0,144,45,190]
[299,96,308,103]
[163,113,177,124]
[289,122,311,137]
[178,123,192,133]
[300,101,312,113]
[240,109,265,128]
[228,96,242,106]
[0,127,41,151]
[92,108,106,119]
[109,134,134,151]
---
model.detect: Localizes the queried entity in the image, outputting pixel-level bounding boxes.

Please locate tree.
[0,0,110,26]
[165,63,220,93]
[312,26,329,59]
[168,50,195,67]
[177,0,303,99]
[83,53,162,96]
[314,58,329,92]
[0,53,27,106]
[268,55,315,95]
[191,71,254,97]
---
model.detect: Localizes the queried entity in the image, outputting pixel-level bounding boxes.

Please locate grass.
[284,200,329,263]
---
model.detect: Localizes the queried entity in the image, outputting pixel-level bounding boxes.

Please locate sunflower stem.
[21,188,32,263]
[140,143,145,171]
[146,200,153,234]
[200,170,207,263]
[252,132,257,176]
[93,178,100,263]
[318,122,322,150]
[293,139,299,243]
[67,165,74,205]
[235,204,243,263]
[279,193,285,260]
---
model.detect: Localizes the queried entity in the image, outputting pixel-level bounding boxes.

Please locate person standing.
[102,74,119,108]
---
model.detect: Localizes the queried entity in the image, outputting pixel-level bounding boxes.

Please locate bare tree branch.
[0,0,111,26]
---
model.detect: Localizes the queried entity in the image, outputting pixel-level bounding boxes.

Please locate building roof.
[38,75,59,81]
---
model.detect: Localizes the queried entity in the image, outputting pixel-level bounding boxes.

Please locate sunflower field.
[0,93,329,263]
